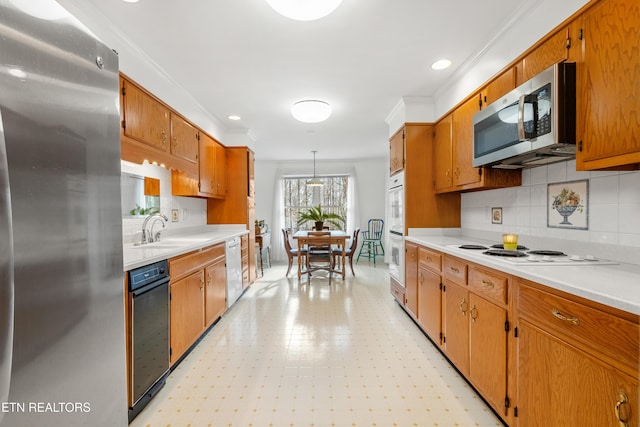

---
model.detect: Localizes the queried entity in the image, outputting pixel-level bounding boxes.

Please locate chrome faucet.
[141,212,168,244]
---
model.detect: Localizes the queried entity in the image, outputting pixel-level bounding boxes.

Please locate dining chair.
[302,232,338,284]
[282,228,306,277]
[357,219,384,266]
[333,228,360,275]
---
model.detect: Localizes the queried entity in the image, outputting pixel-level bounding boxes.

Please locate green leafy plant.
[129,204,159,216]
[297,205,345,230]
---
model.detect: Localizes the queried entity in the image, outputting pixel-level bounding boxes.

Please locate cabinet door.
[170,113,199,163]
[198,132,216,195]
[404,242,418,318]
[434,114,453,192]
[442,280,469,375]
[417,266,441,343]
[452,97,481,187]
[469,294,508,417]
[121,79,170,151]
[480,68,516,108]
[576,0,640,169]
[205,256,227,327]
[214,141,227,197]
[518,27,569,85]
[389,129,404,175]
[517,321,639,427]
[170,271,204,364]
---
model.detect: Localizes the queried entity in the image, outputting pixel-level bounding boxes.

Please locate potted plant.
[297,205,345,231]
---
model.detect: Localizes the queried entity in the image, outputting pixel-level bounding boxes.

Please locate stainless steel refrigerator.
[1,0,127,425]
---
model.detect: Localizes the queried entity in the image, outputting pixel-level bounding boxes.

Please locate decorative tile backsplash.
[462,159,640,248]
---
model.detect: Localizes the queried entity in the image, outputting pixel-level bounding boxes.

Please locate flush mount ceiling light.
[265,0,343,21]
[291,100,332,123]
[307,150,324,187]
[431,59,452,70]
[121,0,141,3]
[227,115,241,121]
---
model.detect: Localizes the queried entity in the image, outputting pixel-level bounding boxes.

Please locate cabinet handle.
[551,308,580,325]
[450,266,460,274]
[459,298,468,315]
[425,256,432,262]
[172,137,178,149]
[615,392,630,427]
[470,305,478,323]
[481,279,494,289]
[161,130,167,145]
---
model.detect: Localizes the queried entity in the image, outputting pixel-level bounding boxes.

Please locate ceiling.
[69,0,528,161]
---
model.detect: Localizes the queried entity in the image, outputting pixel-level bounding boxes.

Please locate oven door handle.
[131,276,170,297]
[389,230,403,237]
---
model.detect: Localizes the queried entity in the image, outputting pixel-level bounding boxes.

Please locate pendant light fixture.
[265,0,343,21]
[307,151,324,187]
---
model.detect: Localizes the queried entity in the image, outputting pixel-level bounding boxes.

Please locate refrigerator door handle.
[0,108,15,410]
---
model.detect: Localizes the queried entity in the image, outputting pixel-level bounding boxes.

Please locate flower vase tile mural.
[548,179,589,229]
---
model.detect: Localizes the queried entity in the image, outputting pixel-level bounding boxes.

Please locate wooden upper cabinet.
[170,113,199,163]
[120,77,170,152]
[389,128,404,176]
[198,132,216,196]
[517,27,570,86]
[452,97,481,187]
[479,67,516,108]
[214,141,227,197]
[575,0,640,170]
[435,95,521,194]
[434,114,453,192]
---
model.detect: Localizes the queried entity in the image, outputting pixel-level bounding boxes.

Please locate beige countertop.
[123,226,248,271]
[406,234,640,316]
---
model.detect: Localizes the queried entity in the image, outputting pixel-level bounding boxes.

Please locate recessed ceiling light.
[265,0,343,21]
[431,59,452,70]
[228,115,241,121]
[121,0,140,3]
[291,100,332,123]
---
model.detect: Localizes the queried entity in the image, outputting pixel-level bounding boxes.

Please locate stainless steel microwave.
[472,62,576,169]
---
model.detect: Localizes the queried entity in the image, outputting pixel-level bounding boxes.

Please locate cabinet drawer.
[469,267,507,305]
[443,256,467,286]
[418,247,441,273]
[518,283,639,374]
[170,243,225,281]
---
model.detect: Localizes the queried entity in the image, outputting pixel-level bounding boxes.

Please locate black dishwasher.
[128,259,170,422]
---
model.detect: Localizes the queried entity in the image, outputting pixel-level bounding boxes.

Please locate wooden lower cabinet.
[170,271,204,365]
[169,242,228,365]
[404,241,418,318]
[204,254,226,328]
[516,321,638,426]
[399,245,639,426]
[469,292,508,418]
[515,278,639,426]
[442,280,469,375]
[417,265,441,343]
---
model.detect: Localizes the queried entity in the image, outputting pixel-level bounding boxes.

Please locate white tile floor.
[131,263,504,427]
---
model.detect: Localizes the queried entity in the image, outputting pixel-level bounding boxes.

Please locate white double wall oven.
[388,172,404,285]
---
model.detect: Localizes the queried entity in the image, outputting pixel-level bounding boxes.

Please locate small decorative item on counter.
[502,233,519,251]
[255,219,267,235]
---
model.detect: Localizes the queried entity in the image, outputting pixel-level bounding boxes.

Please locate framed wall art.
[547,179,589,230]
[491,207,502,224]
